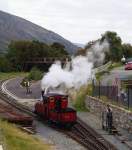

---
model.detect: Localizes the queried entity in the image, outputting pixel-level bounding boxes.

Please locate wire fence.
[92,81,132,109]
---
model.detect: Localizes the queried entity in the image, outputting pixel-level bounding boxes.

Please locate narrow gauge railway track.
[66,118,117,150]
[0,81,36,118]
[0,81,117,150]
[0,91,36,118]
[49,118,117,150]
[0,81,36,133]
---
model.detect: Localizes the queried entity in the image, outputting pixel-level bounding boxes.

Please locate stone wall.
[85,96,132,133]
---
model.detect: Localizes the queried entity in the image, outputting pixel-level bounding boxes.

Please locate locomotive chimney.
[41,90,45,98]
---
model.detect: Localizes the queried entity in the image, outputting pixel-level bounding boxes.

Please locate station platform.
[78,111,132,150]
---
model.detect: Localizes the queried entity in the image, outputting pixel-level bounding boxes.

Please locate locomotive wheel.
[65,123,73,129]
[48,120,53,125]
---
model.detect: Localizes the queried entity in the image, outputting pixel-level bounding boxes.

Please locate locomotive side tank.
[35,93,76,127]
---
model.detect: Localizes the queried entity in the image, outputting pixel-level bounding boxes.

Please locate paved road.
[6,77,41,99]
[101,66,132,85]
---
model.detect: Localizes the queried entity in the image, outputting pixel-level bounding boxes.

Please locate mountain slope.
[74,43,85,48]
[0,10,78,54]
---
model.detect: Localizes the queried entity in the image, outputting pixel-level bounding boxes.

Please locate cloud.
[0,0,132,44]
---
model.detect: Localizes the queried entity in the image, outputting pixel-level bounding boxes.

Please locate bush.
[73,86,90,111]
[28,67,43,81]
[107,62,122,71]
[95,71,110,80]
[0,55,12,72]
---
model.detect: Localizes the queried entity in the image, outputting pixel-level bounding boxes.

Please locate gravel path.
[35,120,86,150]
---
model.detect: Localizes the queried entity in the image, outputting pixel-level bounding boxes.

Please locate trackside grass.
[73,85,92,111]
[0,120,52,150]
[0,72,28,80]
[107,62,122,71]
[95,62,123,80]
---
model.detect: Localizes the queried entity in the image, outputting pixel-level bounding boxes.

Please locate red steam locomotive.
[34,91,77,127]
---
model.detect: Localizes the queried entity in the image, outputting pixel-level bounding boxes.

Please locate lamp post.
[121,55,126,64]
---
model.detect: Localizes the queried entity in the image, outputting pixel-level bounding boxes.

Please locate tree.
[76,48,86,56]
[85,40,97,50]
[51,42,68,56]
[76,40,98,56]
[122,43,132,58]
[7,40,53,70]
[51,42,65,50]
[6,40,69,71]
[0,55,11,72]
[101,31,123,62]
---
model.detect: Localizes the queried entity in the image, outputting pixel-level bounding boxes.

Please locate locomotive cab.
[54,95,68,111]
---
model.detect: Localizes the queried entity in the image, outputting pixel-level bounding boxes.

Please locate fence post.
[98,80,101,99]
[92,79,95,97]
[107,84,109,98]
[117,86,119,104]
[127,87,130,109]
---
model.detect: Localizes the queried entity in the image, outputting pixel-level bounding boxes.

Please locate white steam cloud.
[41,40,109,93]
[87,40,109,67]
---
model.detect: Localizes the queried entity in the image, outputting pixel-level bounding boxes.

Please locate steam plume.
[87,40,109,67]
[41,40,109,93]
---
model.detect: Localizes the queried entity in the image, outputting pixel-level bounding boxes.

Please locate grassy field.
[0,72,52,150]
[0,72,28,80]
[107,62,123,71]
[0,120,52,150]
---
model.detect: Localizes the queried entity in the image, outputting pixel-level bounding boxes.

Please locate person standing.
[25,80,31,94]
[27,81,30,94]
[106,104,113,133]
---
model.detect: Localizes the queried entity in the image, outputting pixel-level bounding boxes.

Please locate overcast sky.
[0,0,132,44]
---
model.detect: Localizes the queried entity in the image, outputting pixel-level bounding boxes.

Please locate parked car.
[125,61,132,70]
